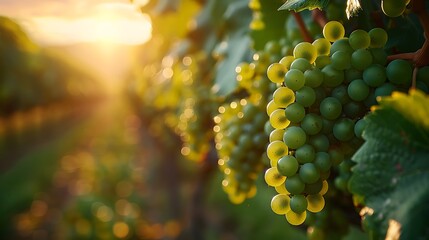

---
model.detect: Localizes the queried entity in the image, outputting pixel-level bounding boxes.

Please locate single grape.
[290,194,308,213]
[290,58,312,72]
[323,21,345,42]
[286,210,307,225]
[285,174,305,194]
[354,118,367,138]
[332,85,351,104]
[295,144,316,164]
[304,180,323,194]
[382,0,406,17]
[283,126,307,149]
[285,69,305,91]
[266,99,279,116]
[273,87,295,108]
[329,148,344,165]
[270,129,285,142]
[314,152,331,172]
[386,59,412,86]
[294,42,317,64]
[320,97,342,120]
[265,167,286,187]
[271,194,291,215]
[369,28,388,48]
[322,65,344,88]
[319,180,329,195]
[363,64,386,87]
[299,163,320,184]
[275,183,290,194]
[280,56,295,69]
[374,83,396,98]
[417,66,429,85]
[351,49,373,71]
[348,29,370,50]
[301,114,323,135]
[270,109,290,129]
[333,118,355,141]
[315,55,331,69]
[267,63,287,84]
[267,140,289,162]
[330,38,353,55]
[370,48,388,66]
[331,51,351,70]
[348,79,370,101]
[285,102,306,123]
[312,38,331,56]
[309,134,330,152]
[277,155,299,177]
[295,86,316,107]
[306,194,325,213]
[304,68,324,88]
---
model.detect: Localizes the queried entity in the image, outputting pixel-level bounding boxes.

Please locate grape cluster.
[215,100,268,204]
[177,86,217,162]
[264,20,429,225]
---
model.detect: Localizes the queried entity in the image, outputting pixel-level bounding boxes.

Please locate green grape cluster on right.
[264,20,429,226]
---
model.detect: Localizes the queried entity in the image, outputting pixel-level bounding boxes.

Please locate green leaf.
[349,90,429,240]
[278,0,330,12]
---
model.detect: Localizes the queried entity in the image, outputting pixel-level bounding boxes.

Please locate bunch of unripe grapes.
[264,20,428,225]
[178,86,217,162]
[214,99,269,204]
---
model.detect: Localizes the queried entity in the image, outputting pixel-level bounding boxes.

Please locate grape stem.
[311,9,328,29]
[292,12,313,43]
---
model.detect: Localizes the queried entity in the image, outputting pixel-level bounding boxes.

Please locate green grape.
[299,163,320,184]
[270,129,285,142]
[273,87,295,107]
[301,113,323,135]
[351,49,373,71]
[285,69,305,91]
[363,64,386,87]
[321,118,334,134]
[303,69,323,88]
[265,120,275,135]
[331,51,351,70]
[370,48,388,66]
[329,148,344,165]
[343,101,366,118]
[283,126,307,149]
[332,85,351,104]
[323,21,345,42]
[285,174,305,194]
[238,135,253,150]
[386,59,412,86]
[296,144,316,164]
[333,118,355,141]
[308,227,326,240]
[416,81,429,93]
[345,68,363,83]
[290,195,308,213]
[312,38,331,56]
[277,155,299,177]
[280,56,295,69]
[381,0,407,17]
[265,167,286,187]
[306,194,325,213]
[314,152,331,172]
[334,176,348,191]
[285,102,306,123]
[369,28,388,48]
[304,180,323,194]
[295,86,316,107]
[271,194,291,215]
[286,210,307,225]
[347,79,370,101]
[315,55,331,69]
[322,65,344,87]
[320,97,342,120]
[309,134,330,152]
[417,66,429,85]
[265,40,281,55]
[293,42,317,64]
[290,58,312,72]
[348,29,370,50]
[374,83,396,98]
[267,140,289,163]
[354,118,367,138]
[267,63,287,84]
[330,38,353,55]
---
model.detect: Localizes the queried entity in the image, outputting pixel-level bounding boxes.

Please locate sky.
[0,0,152,45]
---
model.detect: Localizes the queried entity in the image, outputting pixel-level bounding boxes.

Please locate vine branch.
[292,12,313,43]
[312,9,328,29]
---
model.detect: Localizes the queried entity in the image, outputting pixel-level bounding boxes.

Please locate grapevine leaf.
[349,90,429,239]
[278,0,330,11]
